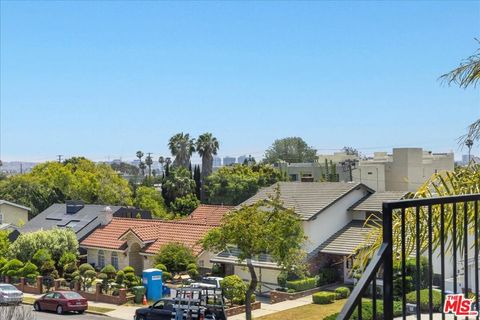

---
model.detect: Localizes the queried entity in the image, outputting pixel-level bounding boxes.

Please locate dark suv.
[134,299,174,320]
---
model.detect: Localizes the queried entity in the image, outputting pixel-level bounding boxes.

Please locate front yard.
[256,299,345,320]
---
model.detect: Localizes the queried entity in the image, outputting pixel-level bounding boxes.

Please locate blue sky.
[1,1,479,163]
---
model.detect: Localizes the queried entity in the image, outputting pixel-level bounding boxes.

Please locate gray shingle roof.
[312,220,376,256]
[19,204,122,241]
[351,192,408,213]
[238,182,368,220]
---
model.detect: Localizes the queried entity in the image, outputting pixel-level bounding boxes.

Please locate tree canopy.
[134,186,169,218]
[154,242,196,274]
[204,163,286,205]
[264,137,317,164]
[202,188,305,320]
[162,167,197,206]
[0,158,133,216]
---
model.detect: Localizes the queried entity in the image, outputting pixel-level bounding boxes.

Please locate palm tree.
[158,156,165,176]
[136,151,145,177]
[168,133,195,169]
[145,154,153,177]
[196,133,219,201]
[440,41,480,145]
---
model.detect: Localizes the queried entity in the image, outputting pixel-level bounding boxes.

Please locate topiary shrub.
[187,263,199,279]
[19,261,39,279]
[154,263,167,272]
[220,275,247,307]
[101,264,117,279]
[406,289,442,312]
[312,291,336,304]
[123,266,135,274]
[334,286,351,299]
[2,259,24,277]
[162,271,172,282]
[115,270,125,286]
[286,277,316,292]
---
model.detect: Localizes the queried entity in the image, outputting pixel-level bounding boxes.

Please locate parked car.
[0,283,23,305]
[34,291,88,314]
[134,298,175,320]
[191,276,224,289]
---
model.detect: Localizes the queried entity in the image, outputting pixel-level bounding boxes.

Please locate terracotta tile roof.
[80,205,231,256]
[179,204,234,226]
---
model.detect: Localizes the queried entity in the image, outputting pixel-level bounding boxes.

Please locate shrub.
[211,264,224,277]
[2,259,24,277]
[406,289,442,312]
[162,271,172,281]
[277,272,288,288]
[312,291,335,304]
[63,262,78,282]
[154,243,195,274]
[286,277,316,292]
[123,266,135,274]
[393,257,429,298]
[32,249,52,269]
[154,263,167,271]
[316,268,337,286]
[334,286,351,299]
[0,257,7,272]
[170,194,200,216]
[59,252,77,270]
[100,264,117,279]
[19,262,39,278]
[350,300,402,320]
[220,275,247,307]
[115,270,125,285]
[323,313,338,320]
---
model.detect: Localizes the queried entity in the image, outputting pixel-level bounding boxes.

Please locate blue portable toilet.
[142,268,163,301]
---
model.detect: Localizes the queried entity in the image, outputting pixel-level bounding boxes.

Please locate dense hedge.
[350,300,403,320]
[312,291,336,304]
[334,287,351,299]
[316,268,337,286]
[286,277,317,292]
[406,289,442,312]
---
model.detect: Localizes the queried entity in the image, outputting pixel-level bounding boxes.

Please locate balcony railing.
[338,194,480,319]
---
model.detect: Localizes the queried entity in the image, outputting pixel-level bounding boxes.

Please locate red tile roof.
[80,205,232,256]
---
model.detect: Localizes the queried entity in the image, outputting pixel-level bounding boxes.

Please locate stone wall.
[225,301,261,317]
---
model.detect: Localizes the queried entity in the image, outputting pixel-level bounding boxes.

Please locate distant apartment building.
[351,148,454,192]
[317,151,359,164]
[213,156,222,167]
[237,155,247,164]
[461,154,479,165]
[223,156,236,166]
[275,162,351,182]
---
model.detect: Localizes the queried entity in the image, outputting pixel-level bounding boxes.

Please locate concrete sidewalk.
[229,295,313,320]
[23,292,141,320]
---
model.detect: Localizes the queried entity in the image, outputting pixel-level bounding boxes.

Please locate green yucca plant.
[354,164,480,270]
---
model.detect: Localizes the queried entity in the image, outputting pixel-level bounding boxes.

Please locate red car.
[34,291,88,314]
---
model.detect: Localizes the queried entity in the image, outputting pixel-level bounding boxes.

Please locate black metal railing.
[338,194,480,320]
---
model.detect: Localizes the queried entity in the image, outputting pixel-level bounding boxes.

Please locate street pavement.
[2,305,126,320]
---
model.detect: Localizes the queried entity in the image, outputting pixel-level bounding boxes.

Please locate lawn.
[256,299,346,320]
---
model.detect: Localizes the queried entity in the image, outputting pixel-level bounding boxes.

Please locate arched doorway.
[129,243,144,275]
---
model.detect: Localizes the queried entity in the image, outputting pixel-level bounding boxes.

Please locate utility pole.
[57,155,63,163]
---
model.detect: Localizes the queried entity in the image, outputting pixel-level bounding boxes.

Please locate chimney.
[100,206,114,226]
[66,200,84,214]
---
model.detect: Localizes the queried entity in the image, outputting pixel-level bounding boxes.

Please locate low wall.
[8,276,43,295]
[75,283,129,305]
[270,286,325,304]
[225,301,261,317]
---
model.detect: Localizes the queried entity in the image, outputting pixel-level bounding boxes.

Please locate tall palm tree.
[145,154,153,177]
[168,133,195,169]
[440,41,480,144]
[196,133,219,201]
[136,151,145,176]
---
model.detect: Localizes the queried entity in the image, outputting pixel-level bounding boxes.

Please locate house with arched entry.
[80,205,233,274]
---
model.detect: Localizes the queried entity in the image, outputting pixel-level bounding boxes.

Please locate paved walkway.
[229,295,314,320]
[23,293,141,320]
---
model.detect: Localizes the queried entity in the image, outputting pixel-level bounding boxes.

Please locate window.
[98,250,105,269]
[111,252,119,270]
[0,213,3,224]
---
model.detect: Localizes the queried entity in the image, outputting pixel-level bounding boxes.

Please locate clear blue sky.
[1,1,479,163]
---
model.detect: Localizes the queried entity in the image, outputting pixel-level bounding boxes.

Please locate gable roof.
[80,204,229,256]
[0,200,31,211]
[179,204,233,226]
[350,191,408,213]
[239,182,371,220]
[18,204,122,240]
[311,220,376,256]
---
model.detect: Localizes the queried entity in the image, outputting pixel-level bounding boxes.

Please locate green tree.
[32,249,52,269]
[134,186,169,218]
[10,228,78,266]
[202,188,306,320]
[168,133,195,169]
[162,167,197,206]
[0,231,11,258]
[221,275,248,307]
[204,164,286,205]
[264,137,317,164]
[196,133,219,200]
[440,41,480,144]
[170,194,200,216]
[154,243,196,274]
[110,162,140,175]
[193,165,201,199]
[145,155,153,177]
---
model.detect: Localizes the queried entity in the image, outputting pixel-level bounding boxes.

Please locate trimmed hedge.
[335,286,351,299]
[312,291,336,304]
[286,277,317,292]
[406,289,442,312]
